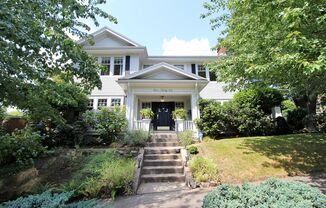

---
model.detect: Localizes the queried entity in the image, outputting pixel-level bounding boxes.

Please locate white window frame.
[100,57,111,76]
[98,56,125,77]
[196,64,209,80]
[97,99,108,108]
[112,57,124,76]
[111,98,122,107]
[141,102,151,109]
[174,64,185,70]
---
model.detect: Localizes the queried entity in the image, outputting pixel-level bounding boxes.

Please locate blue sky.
[85,0,224,56]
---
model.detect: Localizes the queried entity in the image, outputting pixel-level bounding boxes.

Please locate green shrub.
[0,128,45,166]
[187,146,198,154]
[62,150,135,199]
[172,108,187,119]
[123,129,150,146]
[281,100,297,119]
[311,112,326,133]
[3,189,74,208]
[287,108,308,130]
[203,178,326,208]
[197,100,275,138]
[0,106,6,120]
[139,108,154,119]
[178,130,193,147]
[83,107,127,145]
[189,156,219,183]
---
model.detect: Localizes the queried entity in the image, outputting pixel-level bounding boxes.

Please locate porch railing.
[184,120,194,131]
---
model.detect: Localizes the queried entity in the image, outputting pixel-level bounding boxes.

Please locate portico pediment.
[120,62,206,81]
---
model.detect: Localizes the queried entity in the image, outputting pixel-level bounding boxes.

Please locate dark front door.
[152,102,175,130]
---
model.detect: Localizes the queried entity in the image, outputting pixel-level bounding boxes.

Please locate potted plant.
[139,108,154,131]
[140,108,154,120]
[173,108,187,132]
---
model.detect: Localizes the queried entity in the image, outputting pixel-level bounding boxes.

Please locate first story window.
[197,64,207,78]
[111,98,121,106]
[142,102,151,109]
[101,57,111,75]
[87,99,94,110]
[97,99,107,107]
[174,65,184,70]
[113,57,123,75]
[175,102,184,109]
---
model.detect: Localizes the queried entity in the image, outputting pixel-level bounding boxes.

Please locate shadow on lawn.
[239,134,326,175]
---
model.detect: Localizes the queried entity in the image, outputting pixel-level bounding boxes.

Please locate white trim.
[78,27,142,47]
[121,62,206,80]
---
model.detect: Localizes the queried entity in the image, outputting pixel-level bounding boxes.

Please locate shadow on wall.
[238,134,326,176]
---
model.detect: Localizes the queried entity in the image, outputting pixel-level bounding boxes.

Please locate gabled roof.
[78,27,143,47]
[120,62,207,80]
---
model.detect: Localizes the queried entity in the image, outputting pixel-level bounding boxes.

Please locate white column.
[126,86,133,130]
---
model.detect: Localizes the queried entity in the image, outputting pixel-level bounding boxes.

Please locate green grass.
[197,134,326,183]
[61,150,135,199]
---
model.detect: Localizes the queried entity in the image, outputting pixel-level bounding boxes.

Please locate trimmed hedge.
[203,178,326,208]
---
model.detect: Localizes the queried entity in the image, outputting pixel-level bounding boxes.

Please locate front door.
[152,102,175,130]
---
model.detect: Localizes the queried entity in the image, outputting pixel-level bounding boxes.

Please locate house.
[79,27,234,131]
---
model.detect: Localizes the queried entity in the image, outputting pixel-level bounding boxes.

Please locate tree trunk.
[293,93,318,132]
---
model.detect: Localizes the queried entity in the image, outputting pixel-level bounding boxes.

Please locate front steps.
[138,132,186,193]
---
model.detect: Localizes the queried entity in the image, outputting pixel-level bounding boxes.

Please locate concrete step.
[144,147,182,154]
[151,138,179,143]
[141,173,185,183]
[144,154,181,160]
[142,166,184,174]
[147,142,179,147]
[143,159,183,166]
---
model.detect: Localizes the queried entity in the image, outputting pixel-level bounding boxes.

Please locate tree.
[0,0,117,123]
[202,0,326,115]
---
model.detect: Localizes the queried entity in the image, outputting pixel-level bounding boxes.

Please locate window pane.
[143,65,152,69]
[97,99,107,107]
[111,98,121,106]
[175,102,184,109]
[198,65,206,78]
[87,99,94,110]
[174,65,184,70]
[113,57,123,75]
[101,57,110,75]
[142,102,151,109]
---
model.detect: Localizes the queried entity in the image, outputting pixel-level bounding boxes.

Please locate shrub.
[187,146,198,154]
[3,189,74,208]
[287,108,308,130]
[203,178,326,208]
[83,107,127,145]
[123,130,150,146]
[189,156,219,183]
[274,116,292,135]
[139,108,154,119]
[0,128,45,166]
[233,87,284,114]
[178,130,193,147]
[311,112,326,133]
[281,100,297,119]
[0,106,6,120]
[172,108,187,119]
[62,150,135,199]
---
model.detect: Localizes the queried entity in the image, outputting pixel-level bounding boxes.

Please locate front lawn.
[197,133,326,183]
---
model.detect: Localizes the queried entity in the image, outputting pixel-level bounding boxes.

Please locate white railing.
[184,120,194,131]
[134,120,143,130]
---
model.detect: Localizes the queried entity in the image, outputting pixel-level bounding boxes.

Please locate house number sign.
[153,89,173,92]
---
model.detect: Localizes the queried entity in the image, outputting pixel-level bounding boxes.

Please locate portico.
[117,62,208,131]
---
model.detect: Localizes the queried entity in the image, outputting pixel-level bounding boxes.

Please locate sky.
[84,0,224,56]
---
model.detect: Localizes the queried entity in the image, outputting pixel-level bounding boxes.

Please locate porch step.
[144,147,182,154]
[147,142,179,147]
[142,166,184,174]
[143,159,183,166]
[144,154,181,160]
[141,173,185,183]
[151,139,179,143]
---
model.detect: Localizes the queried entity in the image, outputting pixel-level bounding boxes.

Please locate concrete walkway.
[110,173,325,208]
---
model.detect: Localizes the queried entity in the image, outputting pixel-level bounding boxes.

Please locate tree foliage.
[202,0,326,114]
[0,0,116,123]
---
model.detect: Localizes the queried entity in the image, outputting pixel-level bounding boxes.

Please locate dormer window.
[113,57,123,76]
[101,57,111,75]
[174,65,184,70]
[197,64,207,78]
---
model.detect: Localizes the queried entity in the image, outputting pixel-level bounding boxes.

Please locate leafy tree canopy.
[0,0,116,123]
[202,0,326,114]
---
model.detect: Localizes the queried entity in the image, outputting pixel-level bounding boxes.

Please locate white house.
[79,27,234,131]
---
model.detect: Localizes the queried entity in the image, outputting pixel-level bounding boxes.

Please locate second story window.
[113,57,123,76]
[101,57,111,75]
[197,65,207,78]
[174,65,184,70]
[98,99,107,108]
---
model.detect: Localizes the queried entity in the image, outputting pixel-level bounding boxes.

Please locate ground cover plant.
[178,130,193,147]
[189,156,219,183]
[197,134,326,183]
[203,178,326,208]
